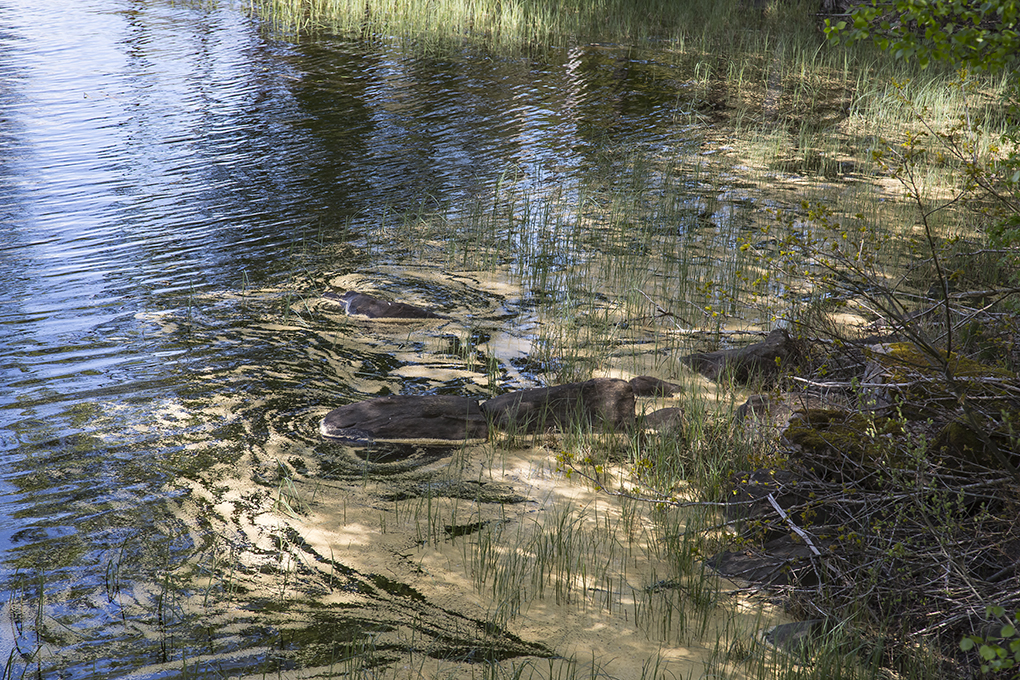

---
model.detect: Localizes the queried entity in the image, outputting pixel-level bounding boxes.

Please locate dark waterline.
[0,0,744,676]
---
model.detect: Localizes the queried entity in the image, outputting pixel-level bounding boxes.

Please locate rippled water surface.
[0,1,831,677]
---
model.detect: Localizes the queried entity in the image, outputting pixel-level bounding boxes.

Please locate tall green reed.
[249,0,821,52]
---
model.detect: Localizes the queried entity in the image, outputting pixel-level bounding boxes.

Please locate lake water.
[0,0,855,677]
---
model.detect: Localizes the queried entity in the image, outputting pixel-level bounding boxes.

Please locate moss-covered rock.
[929,412,1020,470]
[862,342,1016,417]
[783,408,910,480]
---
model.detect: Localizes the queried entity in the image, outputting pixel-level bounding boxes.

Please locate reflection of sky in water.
[0,0,715,416]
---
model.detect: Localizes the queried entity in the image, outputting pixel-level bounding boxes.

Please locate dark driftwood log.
[680,328,798,384]
[481,378,635,434]
[320,395,488,444]
[629,376,683,397]
[323,290,443,319]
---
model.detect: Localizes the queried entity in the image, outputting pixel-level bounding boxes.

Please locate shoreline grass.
[249,0,821,50]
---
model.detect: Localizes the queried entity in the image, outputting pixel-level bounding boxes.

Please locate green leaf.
[981,644,999,661]
[1002,624,1016,638]
[961,637,976,651]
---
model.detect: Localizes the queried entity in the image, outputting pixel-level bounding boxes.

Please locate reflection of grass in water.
[253,0,1012,181]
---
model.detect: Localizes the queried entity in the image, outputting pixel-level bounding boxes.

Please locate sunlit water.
[0,0,868,677]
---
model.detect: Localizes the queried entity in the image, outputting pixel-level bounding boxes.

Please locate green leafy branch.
[961,605,1020,676]
[825,0,1020,74]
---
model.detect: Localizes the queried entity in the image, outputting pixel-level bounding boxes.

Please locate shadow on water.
[0,0,891,677]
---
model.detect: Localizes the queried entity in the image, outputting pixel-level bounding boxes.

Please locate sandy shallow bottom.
[160,426,789,680]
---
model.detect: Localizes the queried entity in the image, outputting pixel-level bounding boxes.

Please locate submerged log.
[680,328,799,384]
[481,378,636,434]
[629,375,683,397]
[323,290,443,319]
[320,395,488,444]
